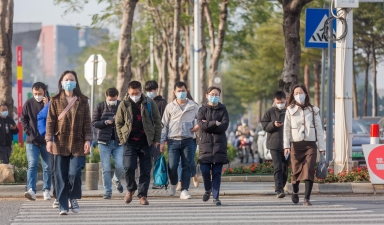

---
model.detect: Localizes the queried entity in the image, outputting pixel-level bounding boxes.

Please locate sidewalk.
[1,179,383,198]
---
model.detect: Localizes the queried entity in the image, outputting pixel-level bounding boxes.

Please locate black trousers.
[270,149,288,192]
[0,145,11,164]
[123,142,152,198]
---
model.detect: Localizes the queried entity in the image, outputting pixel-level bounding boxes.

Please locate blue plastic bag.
[153,155,168,189]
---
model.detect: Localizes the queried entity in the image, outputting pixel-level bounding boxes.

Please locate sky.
[13,0,384,90]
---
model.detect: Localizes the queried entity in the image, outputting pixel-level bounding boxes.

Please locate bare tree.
[200,0,207,103]
[363,48,370,117]
[278,0,313,95]
[116,0,139,100]
[204,0,229,86]
[0,0,14,116]
[371,41,377,117]
[304,64,309,91]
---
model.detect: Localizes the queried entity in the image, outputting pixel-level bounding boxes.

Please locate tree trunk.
[116,0,138,100]
[352,47,358,118]
[278,0,313,96]
[205,0,229,87]
[304,64,310,92]
[363,50,370,117]
[167,0,181,103]
[313,62,320,107]
[371,42,377,117]
[0,0,14,116]
[257,100,262,123]
[200,0,207,104]
[154,42,167,98]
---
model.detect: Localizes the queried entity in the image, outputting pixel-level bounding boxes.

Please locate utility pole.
[193,0,200,105]
[326,4,334,165]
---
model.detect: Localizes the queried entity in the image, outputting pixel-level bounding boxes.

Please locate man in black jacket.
[145,80,167,189]
[0,104,19,164]
[21,82,52,201]
[261,91,288,198]
[92,87,124,199]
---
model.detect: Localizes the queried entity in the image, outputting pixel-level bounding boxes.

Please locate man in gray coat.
[261,91,288,198]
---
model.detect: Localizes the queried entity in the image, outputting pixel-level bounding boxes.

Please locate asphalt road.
[2,194,384,224]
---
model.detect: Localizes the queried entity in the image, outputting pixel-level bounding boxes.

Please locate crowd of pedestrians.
[0,69,327,215]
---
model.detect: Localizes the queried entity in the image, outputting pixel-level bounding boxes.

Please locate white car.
[257,130,273,161]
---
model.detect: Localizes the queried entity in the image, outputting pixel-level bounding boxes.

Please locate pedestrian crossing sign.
[305,8,336,49]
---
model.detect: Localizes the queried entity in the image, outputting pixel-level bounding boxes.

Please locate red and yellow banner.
[16,46,23,146]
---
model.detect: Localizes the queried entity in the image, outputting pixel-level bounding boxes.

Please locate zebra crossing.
[10,196,384,224]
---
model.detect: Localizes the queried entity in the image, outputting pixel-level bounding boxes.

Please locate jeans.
[178,139,197,181]
[123,142,152,198]
[270,149,288,192]
[200,163,223,200]
[168,138,195,191]
[54,154,85,212]
[99,140,124,195]
[26,143,51,193]
[50,154,56,199]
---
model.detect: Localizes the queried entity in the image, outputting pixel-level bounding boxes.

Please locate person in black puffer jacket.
[261,91,288,198]
[92,87,124,199]
[197,86,229,206]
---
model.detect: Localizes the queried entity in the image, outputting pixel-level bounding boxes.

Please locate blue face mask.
[176,92,187,100]
[147,92,156,99]
[62,81,77,91]
[1,111,8,118]
[208,96,219,104]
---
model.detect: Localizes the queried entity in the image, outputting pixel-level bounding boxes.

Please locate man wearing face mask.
[21,82,52,201]
[92,87,124,199]
[0,104,19,164]
[261,91,288,198]
[145,80,167,189]
[160,81,200,200]
[116,81,162,205]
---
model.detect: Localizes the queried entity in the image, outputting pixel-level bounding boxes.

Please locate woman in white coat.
[283,84,325,206]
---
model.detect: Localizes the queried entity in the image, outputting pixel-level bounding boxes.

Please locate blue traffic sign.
[305,8,336,49]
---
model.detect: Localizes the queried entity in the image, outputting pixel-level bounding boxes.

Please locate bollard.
[85,163,99,190]
[370,124,380,144]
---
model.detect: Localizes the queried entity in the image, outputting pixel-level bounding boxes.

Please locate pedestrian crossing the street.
[10,196,384,224]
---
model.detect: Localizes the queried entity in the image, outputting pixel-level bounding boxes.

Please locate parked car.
[352,120,371,165]
[354,117,382,133]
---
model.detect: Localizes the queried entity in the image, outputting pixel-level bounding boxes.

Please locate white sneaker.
[70,199,79,213]
[52,199,59,208]
[59,211,68,215]
[169,184,177,196]
[180,190,192,199]
[24,188,36,201]
[43,190,51,200]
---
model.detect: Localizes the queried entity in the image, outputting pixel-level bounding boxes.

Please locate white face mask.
[276,103,286,110]
[130,95,141,103]
[294,94,306,104]
[34,95,44,102]
[107,100,117,106]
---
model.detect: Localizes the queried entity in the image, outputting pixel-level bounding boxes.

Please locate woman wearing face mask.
[283,84,325,206]
[197,86,229,205]
[45,70,92,215]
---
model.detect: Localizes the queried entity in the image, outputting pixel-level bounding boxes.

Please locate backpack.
[146,97,155,127]
[153,155,168,189]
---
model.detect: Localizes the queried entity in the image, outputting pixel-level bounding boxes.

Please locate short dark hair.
[105,87,119,97]
[0,103,7,108]
[32,82,47,91]
[128,81,142,90]
[174,81,188,90]
[206,86,221,94]
[145,80,159,91]
[274,91,286,100]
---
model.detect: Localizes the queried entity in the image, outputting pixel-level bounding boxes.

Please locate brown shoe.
[124,191,134,204]
[303,199,312,206]
[140,196,149,205]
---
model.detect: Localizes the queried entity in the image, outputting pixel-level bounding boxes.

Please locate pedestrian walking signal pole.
[326,4,334,166]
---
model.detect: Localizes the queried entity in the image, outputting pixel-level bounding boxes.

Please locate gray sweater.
[161,99,200,143]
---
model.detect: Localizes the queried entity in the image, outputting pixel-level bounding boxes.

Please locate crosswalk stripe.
[11,197,384,225]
